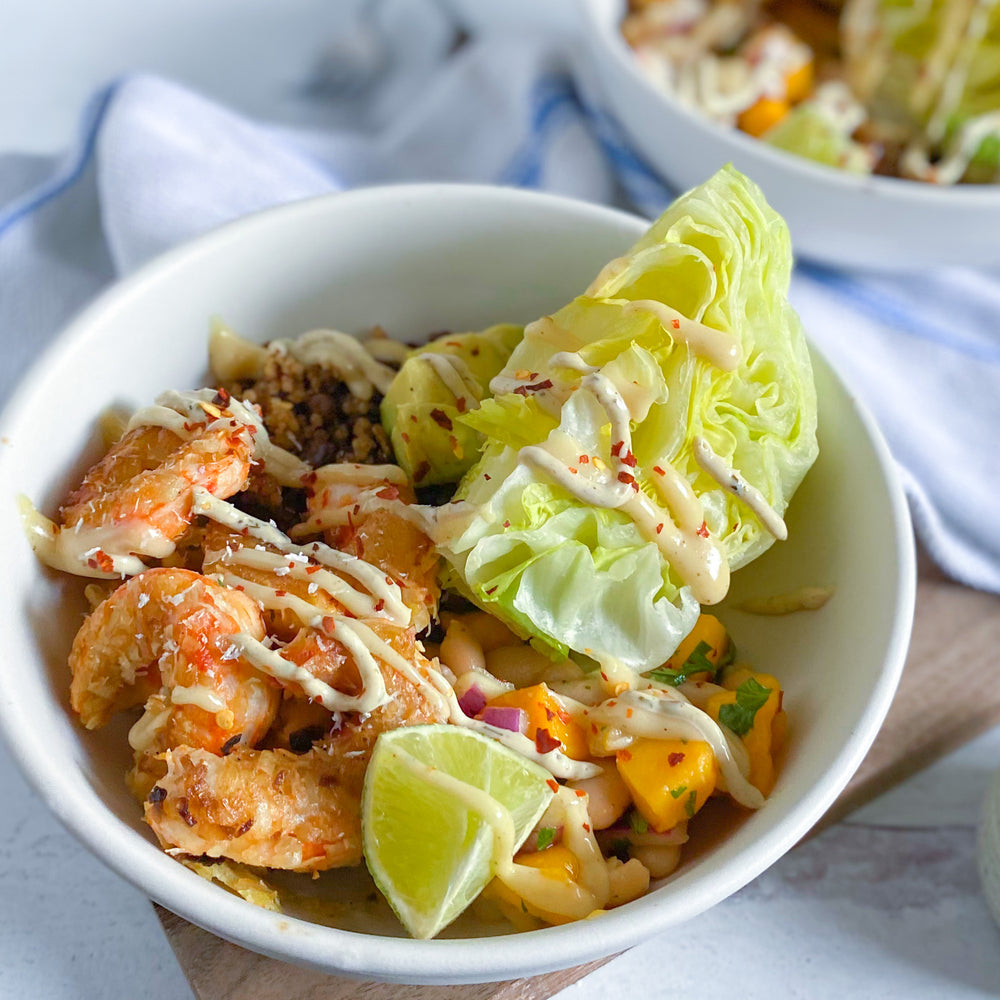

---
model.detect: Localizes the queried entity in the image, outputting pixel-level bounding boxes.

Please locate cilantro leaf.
[628,811,649,835]
[644,639,730,687]
[536,827,556,851]
[684,790,698,818]
[669,784,688,800]
[718,677,773,736]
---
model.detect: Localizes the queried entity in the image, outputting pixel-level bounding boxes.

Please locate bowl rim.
[581,0,1000,207]
[0,182,916,983]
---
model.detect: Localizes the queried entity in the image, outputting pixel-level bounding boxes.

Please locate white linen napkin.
[0,3,996,593]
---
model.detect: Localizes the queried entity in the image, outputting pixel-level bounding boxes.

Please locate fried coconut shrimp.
[23,390,257,579]
[69,567,282,797]
[146,747,364,872]
[143,623,446,872]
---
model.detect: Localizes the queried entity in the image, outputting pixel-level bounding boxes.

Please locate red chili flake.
[575,789,587,798]
[429,408,453,431]
[322,616,336,634]
[656,523,664,535]
[275,590,287,598]
[376,485,400,500]
[471,347,480,356]
[148,786,167,805]
[374,598,386,612]
[221,734,243,756]
[502,520,510,528]
[485,585,498,595]
[569,467,578,474]
[513,378,554,396]
[446,340,461,348]
[579,455,590,464]
[546,779,559,794]
[385,575,394,585]
[617,471,635,485]
[544,706,556,721]
[535,729,561,754]
[607,700,616,708]
[89,549,114,573]
[625,708,633,719]
[618,749,633,763]
[456,396,467,413]
[583,823,591,833]
[668,752,686,767]
[235,818,254,837]
[622,450,637,468]
[484,473,491,481]
[413,460,431,483]
[611,440,624,457]
[401,432,410,443]
[410,414,418,423]
[600,672,608,681]
[696,521,710,538]
[591,723,599,734]
[653,465,666,475]
[212,387,231,406]
[671,318,680,330]
[306,565,321,575]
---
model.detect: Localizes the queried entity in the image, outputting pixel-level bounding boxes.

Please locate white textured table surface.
[2,3,1000,998]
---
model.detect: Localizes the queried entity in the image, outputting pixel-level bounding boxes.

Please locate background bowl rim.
[0,182,916,983]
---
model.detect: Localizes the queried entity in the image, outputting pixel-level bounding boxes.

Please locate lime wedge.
[362,724,554,939]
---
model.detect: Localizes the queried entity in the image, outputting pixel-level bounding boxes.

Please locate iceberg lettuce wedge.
[434,166,818,672]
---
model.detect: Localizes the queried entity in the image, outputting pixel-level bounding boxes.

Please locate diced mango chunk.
[616,738,717,833]
[785,59,814,103]
[706,668,783,797]
[738,97,791,137]
[660,613,730,678]
[487,683,589,760]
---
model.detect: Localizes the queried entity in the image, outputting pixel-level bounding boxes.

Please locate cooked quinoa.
[220,350,394,468]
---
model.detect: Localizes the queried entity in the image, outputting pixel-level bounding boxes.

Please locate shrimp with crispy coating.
[23,390,258,578]
[145,621,448,871]
[146,746,363,872]
[69,567,281,796]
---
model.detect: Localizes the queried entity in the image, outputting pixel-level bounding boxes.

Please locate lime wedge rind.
[361,725,554,939]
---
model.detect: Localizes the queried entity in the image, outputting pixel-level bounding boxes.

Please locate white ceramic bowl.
[580,0,1000,270]
[0,184,914,983]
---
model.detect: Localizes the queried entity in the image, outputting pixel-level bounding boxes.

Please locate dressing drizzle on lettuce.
[425,167,817,674]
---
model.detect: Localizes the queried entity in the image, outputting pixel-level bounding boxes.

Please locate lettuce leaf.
[842,0,1000,152]
[434,166,818,671]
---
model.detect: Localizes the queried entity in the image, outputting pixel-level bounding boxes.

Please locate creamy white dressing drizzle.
[622,300,740,371]
[692,436,787,541]
[497,786,611,918]
[231,629,389,714]
[585,689,763,809]
[416,353,484,403]
[127,697,172,752]
[170,684,227,713]
[19,496,157,579]
[277,329,397,400]
[513,358,729,606]
[902,109,1000,185]
[192,488,410,626]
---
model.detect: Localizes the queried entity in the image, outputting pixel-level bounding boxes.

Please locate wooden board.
[158,553,1000,1000]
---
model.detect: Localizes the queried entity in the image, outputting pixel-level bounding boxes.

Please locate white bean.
[456,611,521,652]
[631,844,682,879]
[439,619,486,675]
[566,760,631,830]
[484,644,552,688]
[606,857,650,907]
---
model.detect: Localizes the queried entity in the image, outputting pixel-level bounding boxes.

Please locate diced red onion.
[480,705,528,734]
[458,684,488,718]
